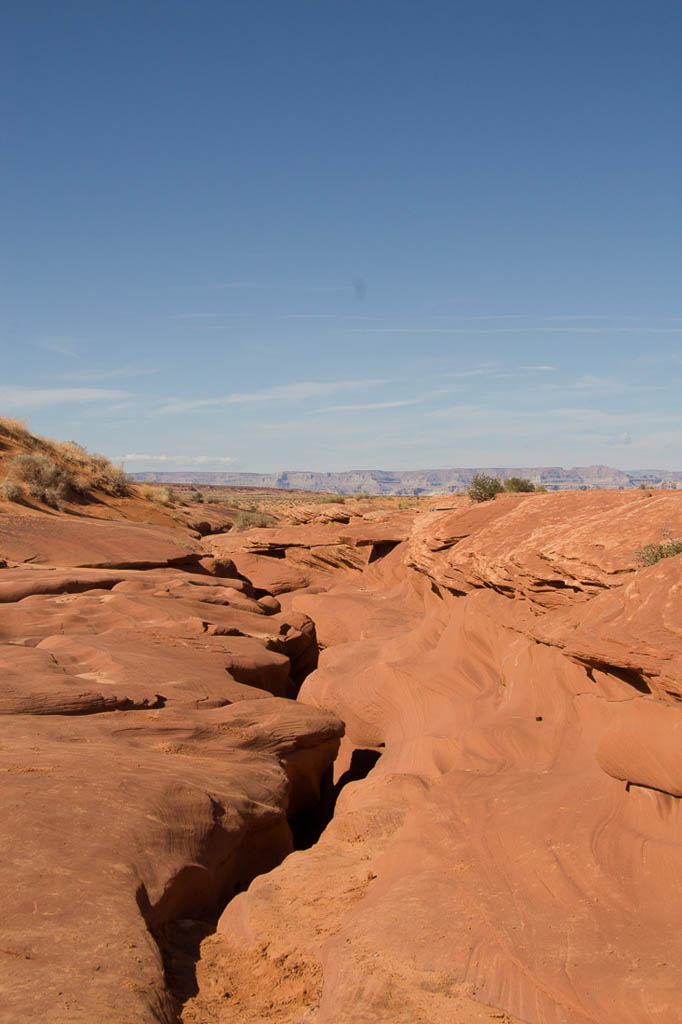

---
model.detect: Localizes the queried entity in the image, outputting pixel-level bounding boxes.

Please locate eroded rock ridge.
[2,489,682,1023]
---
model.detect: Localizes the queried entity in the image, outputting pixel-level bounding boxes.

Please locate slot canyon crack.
[2,488,682,1023]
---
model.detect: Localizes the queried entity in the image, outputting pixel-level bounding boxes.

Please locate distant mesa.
[129,465,682,495]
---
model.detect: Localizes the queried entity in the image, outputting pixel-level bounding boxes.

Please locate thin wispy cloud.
[310,399,421,414]
[0,386,130,409]
[38,338,81,358]
[173,323,251,331]
[352,326,682,335]
[347,313,682,323]
[53,367,158,382]
[119,453,235,464]
[573,374,665,393]
[204,281,351,292]
[157,378,392,415]
[441,363,502,379]
[171,313,251,320]
[604,432,633,446]
[282,313,339,320]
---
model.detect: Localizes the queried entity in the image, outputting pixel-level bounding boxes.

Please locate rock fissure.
[4,490,682,1024]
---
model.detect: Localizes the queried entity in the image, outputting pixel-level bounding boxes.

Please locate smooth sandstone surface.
[188,491,682,1024]
[0,513,204,569]
[3,490,682,1024]
[0,522,343,1023]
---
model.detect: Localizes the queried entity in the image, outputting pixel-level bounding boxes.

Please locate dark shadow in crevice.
[335,747,382,794]
[368,539,401,564]
[290,747,383,852]
[577,657,651,694]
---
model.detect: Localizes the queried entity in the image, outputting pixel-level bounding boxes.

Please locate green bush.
[503,477,535,493]
[467,473,504,503]
[635,529,682,567]
[318,494,345,504]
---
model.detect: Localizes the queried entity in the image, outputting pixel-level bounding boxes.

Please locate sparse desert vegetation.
[0,478,23,502]
[139,483,178,505]
[503,476,536,493]
[635,529,682,567]
[467,473,505,502]
[0,418,129,506]
[233,510,274,530]
[4,454,74,509]
[467,474,546,502]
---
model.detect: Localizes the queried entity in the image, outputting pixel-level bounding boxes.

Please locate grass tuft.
[233,511,273,531]
[635,529,682,567]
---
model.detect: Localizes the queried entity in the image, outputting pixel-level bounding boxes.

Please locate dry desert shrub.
[467,473,504,502]
[233,511,272,531]
[503,476,536,493]
[6,454,72,509]
[98,463,128,496]
[0,421,129,500]
[140,484,175,505]
[636,529,682,567]
[54,440,91,466]
[0,478,23,502]
[0,417,35,446]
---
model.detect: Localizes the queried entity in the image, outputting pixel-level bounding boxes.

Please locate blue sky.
[2,1,680,472]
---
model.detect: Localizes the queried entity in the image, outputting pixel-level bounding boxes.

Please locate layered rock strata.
[0,515,343,1023]
[188,490,682,1024]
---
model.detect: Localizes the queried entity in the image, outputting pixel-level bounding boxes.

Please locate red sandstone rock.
[190,490,682,1024]
[0,512,203,569]
[0,516,342,1023]
[5,489,682,1024]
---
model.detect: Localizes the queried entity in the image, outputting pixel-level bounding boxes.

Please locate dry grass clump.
[139,484,177,505]
[0,417,36,446]
[233,511,273,531]
[99,463,128,496]
[636,529,682,567]
[0,420,130,503]
[0,479,23,502]
[5,454,73,509]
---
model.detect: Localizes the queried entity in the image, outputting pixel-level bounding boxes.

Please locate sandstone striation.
[0,523,342,1022]
[188,490,682,1024]
[3,485,682,1023]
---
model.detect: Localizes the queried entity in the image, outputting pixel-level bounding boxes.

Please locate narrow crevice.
[137,808,295,1021]
[131,631,338,1022]
[575,657,651,693]
[149,741,382,1017]
[290,746,383,851]
[367,539,401,563]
